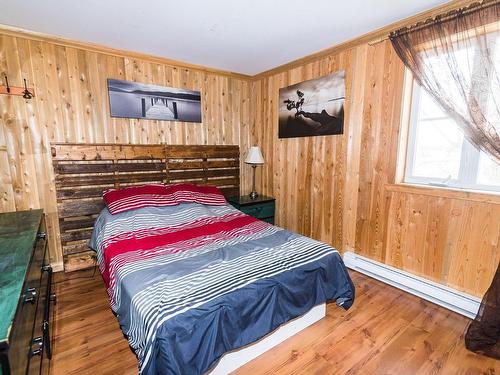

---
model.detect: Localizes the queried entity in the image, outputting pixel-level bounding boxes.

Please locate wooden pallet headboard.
[51,143,240,272]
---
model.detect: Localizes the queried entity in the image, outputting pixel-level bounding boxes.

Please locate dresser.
[0,210,55,375]
[227,195,275,224]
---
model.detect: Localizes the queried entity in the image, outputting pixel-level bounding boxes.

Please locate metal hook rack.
[0,74,35,99]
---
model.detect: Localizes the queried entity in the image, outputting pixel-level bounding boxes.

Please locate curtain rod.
[368,0,498,45]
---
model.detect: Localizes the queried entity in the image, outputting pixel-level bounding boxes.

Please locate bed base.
[208,303,326,374]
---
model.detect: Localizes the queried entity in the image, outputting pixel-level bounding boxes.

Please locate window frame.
[400,70,500,194]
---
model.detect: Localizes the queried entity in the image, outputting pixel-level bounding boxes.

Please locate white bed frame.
[208,303,326,374]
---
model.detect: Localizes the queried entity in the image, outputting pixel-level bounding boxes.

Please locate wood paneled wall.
[0,32,253,269]
[251,48,361,252]
[1,21,498,297]
[383,185,500,296]
[252,40,500,297]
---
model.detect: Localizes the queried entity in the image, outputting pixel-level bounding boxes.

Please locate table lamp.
[245,146,265,199]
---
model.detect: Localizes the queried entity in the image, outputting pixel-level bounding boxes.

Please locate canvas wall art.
[278,71,345,138]
[107,79,202,122]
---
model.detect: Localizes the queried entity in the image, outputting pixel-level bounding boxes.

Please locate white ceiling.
[0,0,450,75]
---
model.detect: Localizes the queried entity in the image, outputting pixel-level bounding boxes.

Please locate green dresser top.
[0,210,42,345]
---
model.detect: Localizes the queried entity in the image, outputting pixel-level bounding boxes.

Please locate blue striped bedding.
[90,202,355,374]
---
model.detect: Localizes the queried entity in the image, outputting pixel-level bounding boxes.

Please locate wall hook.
[4,75,10,93]
[23,78,33,99]
[1,76,35,98]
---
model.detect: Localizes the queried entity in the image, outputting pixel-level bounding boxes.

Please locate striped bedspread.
[90,202,355,374]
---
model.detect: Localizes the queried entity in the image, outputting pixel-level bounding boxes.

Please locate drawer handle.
[42,264,52,273]
[248,206,263,214]
[31,336,43,357]
[31,348,42,356]
[23,287,37,304]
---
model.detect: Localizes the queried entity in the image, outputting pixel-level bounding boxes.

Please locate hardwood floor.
[50,269,499,375]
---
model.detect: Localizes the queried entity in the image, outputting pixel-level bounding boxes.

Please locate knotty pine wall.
[1,25,498,297]
[0,32,253,270]
[251,40,500,297]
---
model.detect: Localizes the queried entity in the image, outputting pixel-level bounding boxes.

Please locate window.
[404,82,500,193]
[401,21,500,194]
[403,80,500,193]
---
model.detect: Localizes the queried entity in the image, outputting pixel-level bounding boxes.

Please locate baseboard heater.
[343,251,481,319]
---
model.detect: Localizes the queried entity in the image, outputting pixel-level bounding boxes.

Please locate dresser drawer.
[8,233,45,375]
[0,211,51,375]
[8,289,38,375]
[33,246,53,375]
[27,230,51,375]
[240,201,275,219]
[29,261,52,375]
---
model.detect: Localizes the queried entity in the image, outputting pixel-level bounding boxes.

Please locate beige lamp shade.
[245,146,265,164]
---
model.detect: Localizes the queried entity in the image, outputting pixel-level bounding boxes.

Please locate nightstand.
[227,195,275,224]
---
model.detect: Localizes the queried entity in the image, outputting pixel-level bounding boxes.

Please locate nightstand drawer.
[240,201,275,219]
[261,217,275,225]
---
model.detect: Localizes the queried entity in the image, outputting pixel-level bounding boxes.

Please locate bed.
[51,143,355,375]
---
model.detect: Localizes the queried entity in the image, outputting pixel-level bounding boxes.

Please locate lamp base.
[249,191,258,200]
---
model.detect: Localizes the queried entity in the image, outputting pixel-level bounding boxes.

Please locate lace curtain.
[390,0,500,164]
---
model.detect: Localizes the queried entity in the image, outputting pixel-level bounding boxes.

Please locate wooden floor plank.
[49,270,499,375]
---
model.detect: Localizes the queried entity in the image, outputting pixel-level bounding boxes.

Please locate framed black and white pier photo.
[107,79,202,123]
